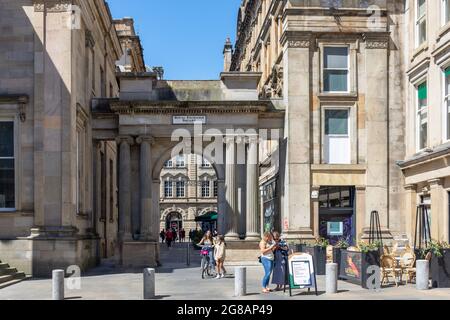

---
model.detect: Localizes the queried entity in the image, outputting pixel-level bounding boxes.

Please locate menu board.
[288,253,315,289]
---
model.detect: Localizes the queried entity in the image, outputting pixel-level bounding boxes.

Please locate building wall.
[0,0,122,276]
[400,0,450,243]
[159,154,218,235]
[231,0,406,243]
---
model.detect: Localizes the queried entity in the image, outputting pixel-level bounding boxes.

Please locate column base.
[245,233,261,241]
[225,232,240,241]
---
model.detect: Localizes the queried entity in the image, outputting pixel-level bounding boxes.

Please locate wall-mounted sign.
[311,190,319,199]
[173,115,206,124]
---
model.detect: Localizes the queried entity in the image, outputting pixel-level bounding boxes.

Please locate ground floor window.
[0,121,15,210]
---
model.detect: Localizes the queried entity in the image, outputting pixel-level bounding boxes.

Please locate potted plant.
[296,237,329,275]
[423,240,450,288]
[333,238,350,276]
[339,241,381,289]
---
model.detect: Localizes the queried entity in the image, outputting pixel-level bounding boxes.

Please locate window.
[164,180,173,198]
[444,0,450,25]
[175,155,185,168]
[417,82,428,150]
[323,46,349,92]
[416,0,427,46]
[201,180,210,198]
[0,121,15,210]
[201,158,211,168]
[445,68,450,141]
[324,109,350,164]
[213,181,218,197]
[164,159,173,168]
[176,180,185,198]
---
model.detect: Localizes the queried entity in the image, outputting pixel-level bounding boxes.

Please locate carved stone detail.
[34,0,73,12]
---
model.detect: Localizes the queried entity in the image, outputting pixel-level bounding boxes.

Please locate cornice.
[281,31,313,48]
[33,0,72,12]
[362,32,390,50]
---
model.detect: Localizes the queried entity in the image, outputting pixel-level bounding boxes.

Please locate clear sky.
[107,0,242,80]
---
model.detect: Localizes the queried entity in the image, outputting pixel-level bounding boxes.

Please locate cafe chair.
[380,255,402,287]
[399,251,416,284]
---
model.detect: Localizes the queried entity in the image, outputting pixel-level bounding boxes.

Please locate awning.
[195,211,218,222]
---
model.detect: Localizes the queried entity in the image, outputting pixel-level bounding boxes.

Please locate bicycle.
[199,245,217,279]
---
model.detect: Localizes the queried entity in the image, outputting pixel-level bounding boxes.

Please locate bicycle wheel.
[201,257,208,279]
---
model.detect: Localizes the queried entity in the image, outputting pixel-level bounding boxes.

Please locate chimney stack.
[223,37,233,72]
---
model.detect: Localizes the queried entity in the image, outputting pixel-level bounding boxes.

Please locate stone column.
[137,136,154,241]
[225,136,239,241]
[403,184,417,243]
[117,136,134,241]
[246,136,260,241]
[355,186,366,242]
[429,179,444,241]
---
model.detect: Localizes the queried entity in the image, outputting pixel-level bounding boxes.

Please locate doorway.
[166,211,183,233]
[318,186,356,245]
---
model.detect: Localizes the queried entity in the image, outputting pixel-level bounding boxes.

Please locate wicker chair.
[400,251,416,284]
[380,255,402,287]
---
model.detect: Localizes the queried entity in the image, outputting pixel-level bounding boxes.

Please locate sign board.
[173,115,206,124]
[340,250,362,282]
[287,253,318,296]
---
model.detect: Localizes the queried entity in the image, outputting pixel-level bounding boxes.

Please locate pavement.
[0,242,449,300]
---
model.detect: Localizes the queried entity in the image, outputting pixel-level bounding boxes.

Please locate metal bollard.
[52,269,65,300]
[416,260,430,290]
[143,268,156,299]
[326,263,338,294]
[234,267,247,297]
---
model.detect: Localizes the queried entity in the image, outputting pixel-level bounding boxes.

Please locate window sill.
[438,22,450,40]
[311,164,366,172]
[317,92,358,102]
[411,43,429,62]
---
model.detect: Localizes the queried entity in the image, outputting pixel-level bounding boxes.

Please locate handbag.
[258,255,262,264]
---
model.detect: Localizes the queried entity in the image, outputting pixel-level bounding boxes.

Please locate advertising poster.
[340,250,362,281]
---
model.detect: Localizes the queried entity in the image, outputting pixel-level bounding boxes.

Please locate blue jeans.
[261,257,274,288]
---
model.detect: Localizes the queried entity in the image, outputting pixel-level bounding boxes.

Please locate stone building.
[159,154,218,235]
[398,0,450,243]
[230,0,407,244]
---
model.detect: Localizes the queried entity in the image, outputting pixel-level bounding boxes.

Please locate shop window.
[0,121,15,210]
[319,187,354,209]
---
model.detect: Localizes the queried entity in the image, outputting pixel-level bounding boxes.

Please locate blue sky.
[107,0,242,80]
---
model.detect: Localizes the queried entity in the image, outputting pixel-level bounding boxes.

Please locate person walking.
[271,231,289,291]
[160,229,166,244]
[259,232,276,294]
[165,229,173,248]
[180,228,186,242]
[214,235,227,279]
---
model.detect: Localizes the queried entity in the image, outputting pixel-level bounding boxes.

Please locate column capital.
[116,136,134,146]
[136,135,155,145]
[404,184,417,191]
[428,178,443,187]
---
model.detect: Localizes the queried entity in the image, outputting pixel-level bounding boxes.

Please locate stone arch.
[198,206,218,218]
[161,206,187,221]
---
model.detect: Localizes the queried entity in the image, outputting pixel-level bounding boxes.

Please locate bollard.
[143,268,156,299]
[234,267,247,297]
[52,269,65,300]
[326,263,338,294]
[416,260,430,290]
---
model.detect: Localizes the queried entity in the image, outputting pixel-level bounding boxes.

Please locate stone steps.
[0,260,27,289]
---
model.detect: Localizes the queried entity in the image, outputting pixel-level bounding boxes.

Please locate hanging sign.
[287,253,318,296]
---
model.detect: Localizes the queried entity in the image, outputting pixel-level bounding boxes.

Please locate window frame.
[443,67,450,142]
[201,180,211,198]
[213,181,218,197]
[164,179,173,198]
[415,0,427,47]
[322,107,351,165]
[322,45,350,94]
[416,81,428,151]
[176,179,185,198]
[175,155,185,168]
[0,119,17,212]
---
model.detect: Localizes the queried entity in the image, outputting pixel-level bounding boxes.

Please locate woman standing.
[214,235,227,279]
[271,231,289,291]
[259,232,276,294]
[197,230,215,269]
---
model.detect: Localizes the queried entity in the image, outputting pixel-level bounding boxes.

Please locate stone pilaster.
[429,179,444,241]
[403,184,417,243]
[137,136,154,241]
[225,136,239,241]
[246,135,260,241]
[116,136,134,241]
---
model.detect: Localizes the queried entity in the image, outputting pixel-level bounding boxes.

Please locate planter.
[339,249,380,289]
[295,244,327,276]
[431,249,450,288]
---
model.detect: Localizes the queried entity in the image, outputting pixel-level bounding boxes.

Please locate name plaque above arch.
[172,115,207,125]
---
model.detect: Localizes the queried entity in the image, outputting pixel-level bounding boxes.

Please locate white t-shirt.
[261,241,275,260]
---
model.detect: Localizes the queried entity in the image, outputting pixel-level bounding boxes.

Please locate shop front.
[261,178,280,233]
[318,186,356,245]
